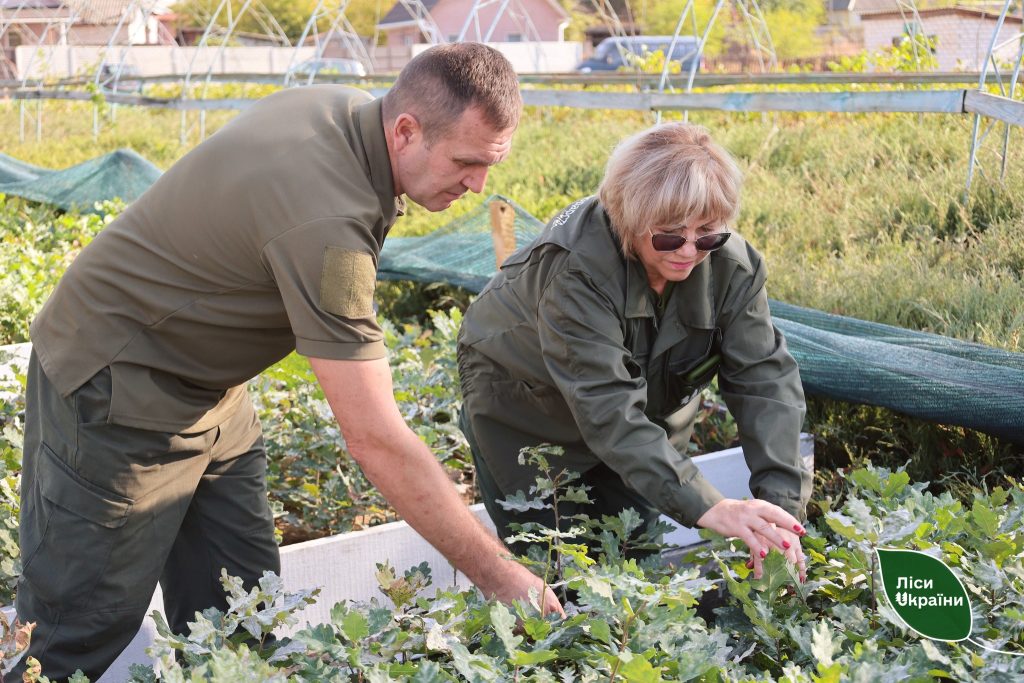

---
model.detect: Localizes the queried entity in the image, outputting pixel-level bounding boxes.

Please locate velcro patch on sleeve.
[320,247,376,318]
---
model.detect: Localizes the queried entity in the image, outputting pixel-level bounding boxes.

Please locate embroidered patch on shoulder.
[320,247,376,318]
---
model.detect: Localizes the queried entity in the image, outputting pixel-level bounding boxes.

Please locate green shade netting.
[0,149,161,212]
[379,195,545,292]
[2,150,1020,441]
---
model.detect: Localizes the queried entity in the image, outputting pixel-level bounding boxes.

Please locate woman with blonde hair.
[458,123,811,580]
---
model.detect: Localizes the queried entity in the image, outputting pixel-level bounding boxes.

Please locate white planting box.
[0,343,813,681]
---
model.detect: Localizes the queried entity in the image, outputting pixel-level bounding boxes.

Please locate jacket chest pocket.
[660,327,722,415]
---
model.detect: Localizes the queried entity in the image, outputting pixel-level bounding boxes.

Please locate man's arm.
[308,355,564,616]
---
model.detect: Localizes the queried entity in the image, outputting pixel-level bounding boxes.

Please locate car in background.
[284,57,367,85]
[576,36,701,74]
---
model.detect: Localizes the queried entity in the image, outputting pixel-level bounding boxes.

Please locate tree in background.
[173,0,385,44]
[640,0,727,55]
[618,0,823,60]
[757,0,824,59]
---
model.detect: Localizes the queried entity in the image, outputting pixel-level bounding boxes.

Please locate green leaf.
[749,551,794,596]
[876,548,972,641]
[497,490,550,512]
[510,648,559,666]
[970,500,1000,537]
[825,514,864,542]
[588,618,612,644]
[522,616,552,641]
[618,652,665,683]
[340,610,369,641]
[920,639,950,665]
[813,661,844,683]
[881,470,911,498]
[489,602,523,654]
[810,620,838,666]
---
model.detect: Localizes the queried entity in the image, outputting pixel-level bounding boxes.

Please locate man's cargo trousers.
[11,352,280,681]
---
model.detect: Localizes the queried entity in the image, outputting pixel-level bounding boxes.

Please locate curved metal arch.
[966,0,1023,192]
[284,0,374,83]
[92,0,162,92]
[454,0,547,71]
[395,0,445,45]
[656,0,776,123]
[892,0,930,71]
[587,0,631,43]
[14,1,84,88]
[178,0,294,143]
[455,0,543,44]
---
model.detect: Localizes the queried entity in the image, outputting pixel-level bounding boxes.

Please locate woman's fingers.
[697,499,808,583]
[750,526,807,583]
[762,504,807,538]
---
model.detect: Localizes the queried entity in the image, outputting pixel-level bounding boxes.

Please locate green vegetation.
[17,457,1024,681]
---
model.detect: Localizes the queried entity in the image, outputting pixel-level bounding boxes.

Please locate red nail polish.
[745,560,754,569]
[782,541,791,549]
[793,524,804,533]
[759,549,767,558]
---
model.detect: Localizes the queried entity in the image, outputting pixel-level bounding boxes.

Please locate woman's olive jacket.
[457,197,812,526]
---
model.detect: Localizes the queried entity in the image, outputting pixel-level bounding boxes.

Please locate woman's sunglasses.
[648,229,732,253]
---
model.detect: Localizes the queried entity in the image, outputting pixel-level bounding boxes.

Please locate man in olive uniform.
[15,43,561,680]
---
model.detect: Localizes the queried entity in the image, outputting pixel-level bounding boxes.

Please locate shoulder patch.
[320,247,376,318]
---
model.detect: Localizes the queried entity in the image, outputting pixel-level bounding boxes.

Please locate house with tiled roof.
[0,0,173,48]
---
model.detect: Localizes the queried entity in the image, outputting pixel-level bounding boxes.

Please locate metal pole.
[965,0,1014,193]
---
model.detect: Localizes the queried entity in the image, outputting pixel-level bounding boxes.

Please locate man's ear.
[391,113,421,152]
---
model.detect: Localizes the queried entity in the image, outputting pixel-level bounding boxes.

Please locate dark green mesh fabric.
[0,149,161,212]
[0,154,55,184]
[379,196,544,292]
[770,301,1024,442]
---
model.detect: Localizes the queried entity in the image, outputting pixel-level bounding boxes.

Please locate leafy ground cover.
[15,456,1024,682]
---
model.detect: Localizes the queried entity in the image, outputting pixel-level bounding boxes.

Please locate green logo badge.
[876,548,972,641]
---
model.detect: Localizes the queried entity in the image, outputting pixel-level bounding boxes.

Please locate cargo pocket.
[20,441,132,610]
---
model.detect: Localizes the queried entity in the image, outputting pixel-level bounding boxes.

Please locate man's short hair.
[382,43,521,141]
[598,123,742,257]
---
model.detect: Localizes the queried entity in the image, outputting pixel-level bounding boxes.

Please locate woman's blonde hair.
[598,123,742,256]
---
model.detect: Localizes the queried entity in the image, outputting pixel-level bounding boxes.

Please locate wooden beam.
[964,91,1024,127]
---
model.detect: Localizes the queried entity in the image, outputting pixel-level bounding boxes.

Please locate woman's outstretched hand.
[696,498,807,582]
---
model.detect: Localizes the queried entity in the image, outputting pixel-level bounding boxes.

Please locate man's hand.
[309,355,565,617]
[696,498,807,582]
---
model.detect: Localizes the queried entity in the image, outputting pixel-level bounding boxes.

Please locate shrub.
[21,458,1014,682]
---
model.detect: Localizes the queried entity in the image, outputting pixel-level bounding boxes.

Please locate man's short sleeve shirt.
[30,86,403,432]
